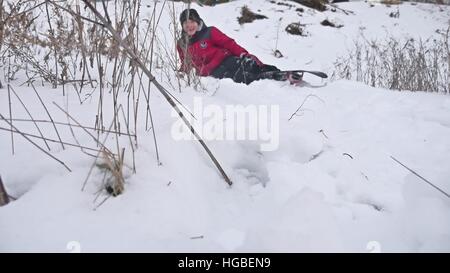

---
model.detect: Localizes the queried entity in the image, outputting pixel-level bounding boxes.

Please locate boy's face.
[183,19,199,37]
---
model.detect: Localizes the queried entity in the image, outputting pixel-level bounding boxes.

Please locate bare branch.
[80,0,232,186]
[0,114,72,172]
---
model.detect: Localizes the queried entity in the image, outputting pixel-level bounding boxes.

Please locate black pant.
[211,56,280,85]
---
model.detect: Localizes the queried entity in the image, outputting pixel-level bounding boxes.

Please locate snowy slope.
[0,0,449,252]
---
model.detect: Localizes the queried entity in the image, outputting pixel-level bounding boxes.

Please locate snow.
[0,0,449,252]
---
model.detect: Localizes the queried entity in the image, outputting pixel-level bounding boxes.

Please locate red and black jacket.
[177,22,249,76]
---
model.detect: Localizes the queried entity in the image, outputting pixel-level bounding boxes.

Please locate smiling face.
[182,19,199,37]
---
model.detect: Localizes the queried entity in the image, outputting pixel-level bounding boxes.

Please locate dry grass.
[96,148,125,197]
[237,6,268,25]
[0,0,234,203]
[332,28,450,94]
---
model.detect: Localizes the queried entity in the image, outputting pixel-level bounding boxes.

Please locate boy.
[177,9,302,85]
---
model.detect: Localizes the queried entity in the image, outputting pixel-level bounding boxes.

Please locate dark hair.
[179,9,202,26]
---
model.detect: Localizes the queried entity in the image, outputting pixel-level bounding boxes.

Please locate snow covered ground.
[0,0,449,252]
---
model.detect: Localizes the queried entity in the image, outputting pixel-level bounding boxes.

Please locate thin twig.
[31,82,64,149]
[390,156,449,199]
[45,1,58,89]
[8,118,135,137]
[120,106,136,173]
[53,101,115,156]
[81,115,117,192]
[80,0,232,186]
[0,114,72,172]
[93,195,111,211]
[9,85,51,151]
[288,94,324,121]
[46,0,106,27]
[327,3,355,15]
[0,126,103,154]
[343,153,353,159]
[7,84,14,154]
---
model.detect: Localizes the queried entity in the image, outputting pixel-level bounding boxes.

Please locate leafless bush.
[0,0,233,200]
[332,29,450,94]
[0,0,150,198]
[1,1,48,84]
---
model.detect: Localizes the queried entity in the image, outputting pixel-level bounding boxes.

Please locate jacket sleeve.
[210,27,248,57]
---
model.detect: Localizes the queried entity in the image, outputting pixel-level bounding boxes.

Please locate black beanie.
[180,9,202,25]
